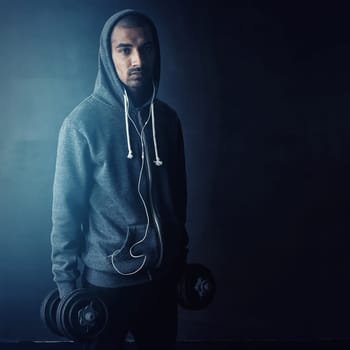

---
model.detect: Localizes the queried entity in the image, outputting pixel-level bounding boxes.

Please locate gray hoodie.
[50,9,188,298]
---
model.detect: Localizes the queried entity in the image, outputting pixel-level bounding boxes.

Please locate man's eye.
[140,46,153,56]
[119,48,131,55]
[143,46,152,53]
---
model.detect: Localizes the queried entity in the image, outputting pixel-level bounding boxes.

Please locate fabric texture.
[50,9,188,299]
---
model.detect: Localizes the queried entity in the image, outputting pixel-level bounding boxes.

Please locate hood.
[92,9,163,166]
[92,9,161,109]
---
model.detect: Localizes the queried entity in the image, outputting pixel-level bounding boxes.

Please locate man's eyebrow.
[114,43,133,48]
[113,41,153,48]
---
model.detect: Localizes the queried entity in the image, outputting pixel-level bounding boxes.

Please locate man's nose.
[131,50,142,67]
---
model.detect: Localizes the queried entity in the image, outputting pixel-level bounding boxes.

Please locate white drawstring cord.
[151,101,162,166]
[123,83,162,166]
[123,90,133,159]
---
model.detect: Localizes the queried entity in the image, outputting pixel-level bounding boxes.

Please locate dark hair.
[115,14,153,30]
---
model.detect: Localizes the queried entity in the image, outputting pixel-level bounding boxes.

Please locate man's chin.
[127,78,152,90]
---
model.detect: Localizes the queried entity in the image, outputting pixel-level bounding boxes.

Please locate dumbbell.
[40,288,108,342]
[41,264,215,341]
[177,263,216,310]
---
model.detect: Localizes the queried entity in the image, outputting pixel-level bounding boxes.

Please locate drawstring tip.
[127,153,133,159]
[154,159,163,166]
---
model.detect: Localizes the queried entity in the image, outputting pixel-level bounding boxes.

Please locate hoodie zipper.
[138,111,164,271]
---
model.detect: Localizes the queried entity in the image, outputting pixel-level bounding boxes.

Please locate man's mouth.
[129,70,143,77]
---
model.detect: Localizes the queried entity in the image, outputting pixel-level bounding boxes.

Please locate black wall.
[0,0,349,342]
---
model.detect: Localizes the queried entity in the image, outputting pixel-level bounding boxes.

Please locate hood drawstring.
[150,99,163,166]
[123,83,163,166]
[123,89,133,159]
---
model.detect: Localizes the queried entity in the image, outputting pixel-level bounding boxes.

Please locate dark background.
[0,0,350,342]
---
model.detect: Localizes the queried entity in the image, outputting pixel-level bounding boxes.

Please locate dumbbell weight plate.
[40,289,63,337]
[178,263,216,310]
[56,288,108,342]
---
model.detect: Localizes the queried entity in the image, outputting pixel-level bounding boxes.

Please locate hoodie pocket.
[110,224,160,276]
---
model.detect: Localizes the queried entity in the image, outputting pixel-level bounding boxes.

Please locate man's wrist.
[56,281,76,299]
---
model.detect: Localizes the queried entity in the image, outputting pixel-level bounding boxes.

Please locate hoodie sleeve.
[50,118,91,298]
[175,117,189,265]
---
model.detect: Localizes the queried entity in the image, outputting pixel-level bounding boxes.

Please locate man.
[50,9,188,350]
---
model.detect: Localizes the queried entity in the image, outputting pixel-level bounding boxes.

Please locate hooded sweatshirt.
[50,9,188,298]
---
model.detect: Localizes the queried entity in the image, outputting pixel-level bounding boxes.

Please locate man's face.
[111,24,156,91]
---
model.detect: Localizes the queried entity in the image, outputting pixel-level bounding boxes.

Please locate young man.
[50,9,188,349]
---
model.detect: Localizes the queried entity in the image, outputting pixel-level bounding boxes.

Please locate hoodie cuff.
[57,281,76,299]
